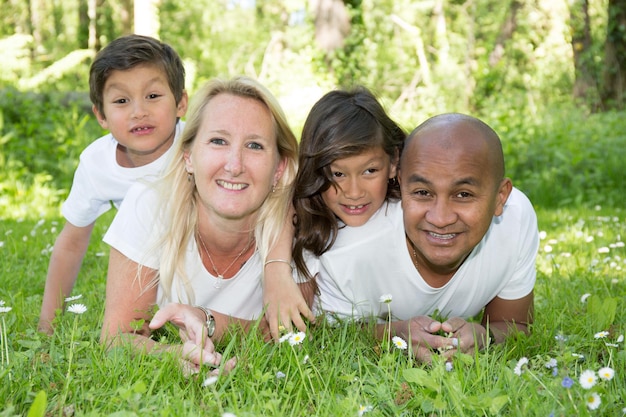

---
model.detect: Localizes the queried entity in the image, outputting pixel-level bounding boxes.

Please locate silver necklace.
[197,231,253,288]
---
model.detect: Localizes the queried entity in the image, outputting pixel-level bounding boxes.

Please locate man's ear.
[92,105,108,130]
[494,178,513,216]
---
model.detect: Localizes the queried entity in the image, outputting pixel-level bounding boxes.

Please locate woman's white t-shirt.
[103,181,263,320]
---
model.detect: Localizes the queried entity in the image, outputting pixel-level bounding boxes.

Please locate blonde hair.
[153,76,298,303]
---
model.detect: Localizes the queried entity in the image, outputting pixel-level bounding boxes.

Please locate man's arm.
[38,221,94,334]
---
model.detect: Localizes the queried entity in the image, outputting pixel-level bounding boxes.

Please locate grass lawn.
[0,205,624,416]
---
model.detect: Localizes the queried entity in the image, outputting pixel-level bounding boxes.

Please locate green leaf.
[587,295,617,330]
[403,368,440,393]
[26,390,47,417]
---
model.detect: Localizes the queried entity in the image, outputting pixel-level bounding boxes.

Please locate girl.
[292,86,405,316]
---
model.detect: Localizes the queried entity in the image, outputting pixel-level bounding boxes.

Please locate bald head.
[402,113,505,182]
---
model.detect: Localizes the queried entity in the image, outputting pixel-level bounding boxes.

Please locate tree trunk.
[78,0,89,48]
[601,0,626,109]
[568,0,599,107]
[88,0,98,50]
[26,0,43,59]
[489,0,522,67]
[135,0,161,38]
[311,0,350,52]
[119,0,134,35]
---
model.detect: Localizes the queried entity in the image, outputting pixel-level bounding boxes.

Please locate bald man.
[312,113,538,363]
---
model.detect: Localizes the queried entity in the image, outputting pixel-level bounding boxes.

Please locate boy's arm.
[263,212,314,341]
[38,221,94,334]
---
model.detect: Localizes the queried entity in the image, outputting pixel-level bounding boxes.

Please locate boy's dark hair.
[89,34,185,116]
[292,86,406,281]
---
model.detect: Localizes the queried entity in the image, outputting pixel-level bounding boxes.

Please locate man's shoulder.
[503,187,537,220]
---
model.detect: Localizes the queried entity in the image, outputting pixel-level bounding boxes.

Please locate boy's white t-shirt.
[61,121,185,227]
[308,187,539,322]
[103,182,264,320]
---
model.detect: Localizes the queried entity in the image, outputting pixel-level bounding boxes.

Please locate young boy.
[38,34,188,333]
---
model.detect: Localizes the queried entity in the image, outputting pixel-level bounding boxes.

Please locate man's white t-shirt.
[308,187,538,322]
[61,121,185,227]
[103,181,264,320]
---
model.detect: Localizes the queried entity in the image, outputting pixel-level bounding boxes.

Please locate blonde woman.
[100,76,307,372]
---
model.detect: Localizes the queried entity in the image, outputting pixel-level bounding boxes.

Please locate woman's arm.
[100,248,227,371]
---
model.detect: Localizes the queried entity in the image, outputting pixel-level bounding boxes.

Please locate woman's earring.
[187,172,193,182]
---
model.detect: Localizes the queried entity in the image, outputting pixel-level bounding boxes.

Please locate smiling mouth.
[345,204,366,210]
[131,126,152,133]
[429,232,456,239]
[217,180,247,190]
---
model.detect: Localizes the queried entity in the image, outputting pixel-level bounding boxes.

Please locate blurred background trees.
[1,0,625,215]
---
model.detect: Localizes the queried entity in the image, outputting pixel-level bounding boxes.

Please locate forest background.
[1,0,625,214]
[0,1,625,415]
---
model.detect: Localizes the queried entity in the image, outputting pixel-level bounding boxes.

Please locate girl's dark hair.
[293,86,405,281]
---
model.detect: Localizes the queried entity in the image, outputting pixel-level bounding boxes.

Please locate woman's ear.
[183,151,193,174]
[273,157,288,187]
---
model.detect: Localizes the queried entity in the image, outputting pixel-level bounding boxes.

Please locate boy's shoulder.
[79,132,117,161]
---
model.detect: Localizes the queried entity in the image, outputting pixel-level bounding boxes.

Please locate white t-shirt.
[61,121,185,227]
[103,181,264,320]
[308,187,538,322]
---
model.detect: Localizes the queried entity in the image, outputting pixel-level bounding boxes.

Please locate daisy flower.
[585,392,601,410]
[513,357,529,376]
[579,369,597,389]
[445,362,453,372]
[594,330,609,339]
[391,336,407,350]
[598,367,614,381]
[279,332,293,344]
[288,331,306,346]
[202,376,218,387]
[379,294,392,304]
[358,404,373,416]
[64,294,83,302]
[67,304,87,314]
[0,306,11,314]
[276,371,286,379]
[580,293,591,303]
[544,358,557,369]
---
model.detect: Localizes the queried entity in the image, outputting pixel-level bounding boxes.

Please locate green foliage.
[484,105,626,208]
[0,87,103,218]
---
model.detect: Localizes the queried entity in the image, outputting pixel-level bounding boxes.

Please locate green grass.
[0,205,624,416]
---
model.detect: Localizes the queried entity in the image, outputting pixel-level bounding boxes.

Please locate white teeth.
[218,180,246,190]
[430,232,455,239]
[347,205,365,210]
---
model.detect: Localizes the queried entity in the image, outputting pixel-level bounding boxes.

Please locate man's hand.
[390,316,458,363]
